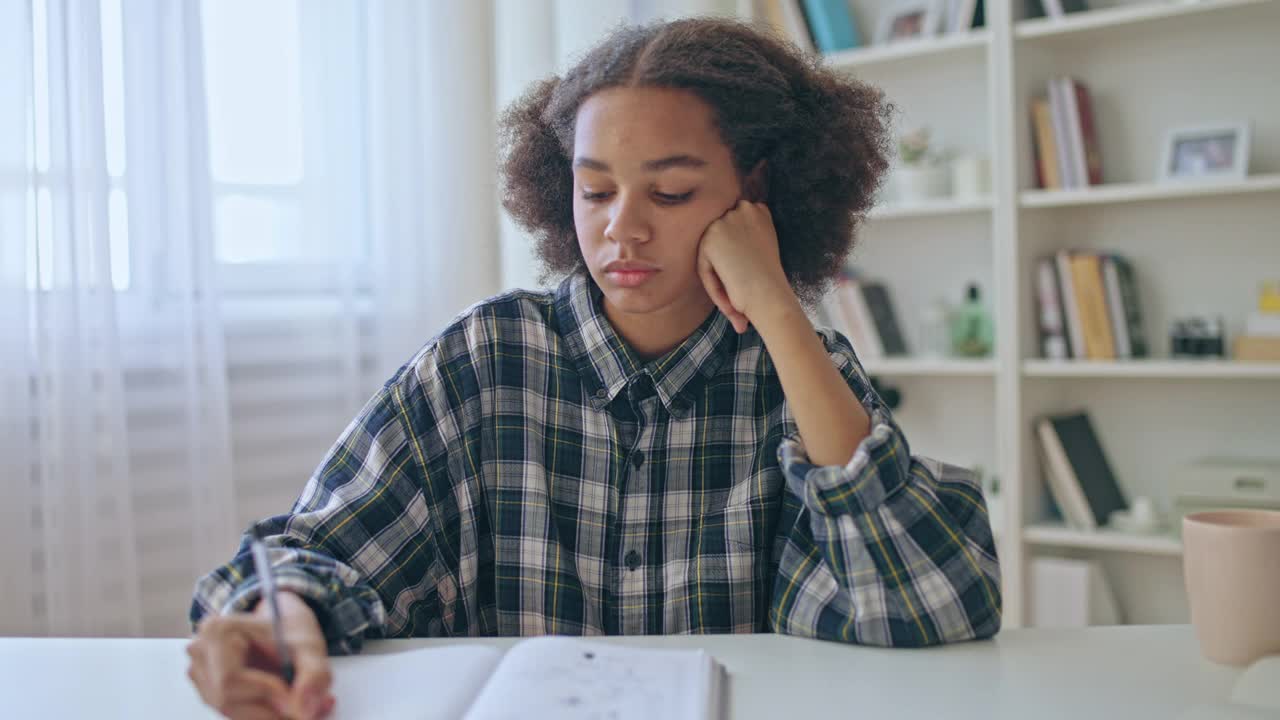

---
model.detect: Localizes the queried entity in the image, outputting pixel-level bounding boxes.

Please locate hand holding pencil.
[186,532,334,719]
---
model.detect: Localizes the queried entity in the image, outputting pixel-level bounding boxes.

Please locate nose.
[604,191,651,246]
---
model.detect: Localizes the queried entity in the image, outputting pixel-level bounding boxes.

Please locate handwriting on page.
[465,637,705,720]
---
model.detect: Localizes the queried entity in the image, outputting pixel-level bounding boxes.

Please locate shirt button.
[630,451,644,469]
[624,549,641,571]
[594,389,607,400]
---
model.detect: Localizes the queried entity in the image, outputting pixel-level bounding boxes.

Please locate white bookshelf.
[1023,523,1183,556]
[1019,173,1280,208]
[862,357,997,377]
[744,0,1280,629]
[824,30,990,70]
[1022,359,1280,379]
[869,196,993,220]
[1013,0,1271,38]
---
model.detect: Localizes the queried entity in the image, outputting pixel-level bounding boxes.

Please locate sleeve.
[766,331,1002,647]
[189,356,458,655]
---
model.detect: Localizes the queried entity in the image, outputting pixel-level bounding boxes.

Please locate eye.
[581,190,613,202]
[654,191,694,205]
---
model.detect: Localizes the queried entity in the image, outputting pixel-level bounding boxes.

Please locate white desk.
[0,626,1243,719]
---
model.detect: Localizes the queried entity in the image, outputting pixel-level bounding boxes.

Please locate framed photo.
[1158,123,1250,182]
[874,0,943,45]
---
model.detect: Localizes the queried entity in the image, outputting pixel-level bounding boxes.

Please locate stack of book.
[1035,411,1128,531]
[760,0,986,54]
[1029,76,1103,190]
[1235,281,1280,362]
[821,273,908,360]
[1034,251,1147,361]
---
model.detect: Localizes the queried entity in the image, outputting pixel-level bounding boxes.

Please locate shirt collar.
[555,271,736,416]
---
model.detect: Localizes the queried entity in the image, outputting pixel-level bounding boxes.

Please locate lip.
[603,260,660,273]
[603,261,659,289]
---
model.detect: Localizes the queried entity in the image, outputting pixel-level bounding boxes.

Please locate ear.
[742,159,769,203]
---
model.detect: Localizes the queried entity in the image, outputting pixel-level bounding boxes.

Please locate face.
[572,86,746,328]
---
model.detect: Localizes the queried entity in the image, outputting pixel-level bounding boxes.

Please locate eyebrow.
[572,154,709,173]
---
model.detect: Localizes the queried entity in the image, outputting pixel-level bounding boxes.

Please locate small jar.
[917,299,952,357]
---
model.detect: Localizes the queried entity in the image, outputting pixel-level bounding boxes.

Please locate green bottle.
[951,283,993,358]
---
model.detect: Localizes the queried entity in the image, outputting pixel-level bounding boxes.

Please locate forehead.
[573,86,731,166]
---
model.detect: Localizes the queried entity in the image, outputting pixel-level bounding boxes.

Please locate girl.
[187,16,1000,720]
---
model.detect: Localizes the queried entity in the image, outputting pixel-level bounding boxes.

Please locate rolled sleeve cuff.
[224,569,378,656]
[777,404,912,517]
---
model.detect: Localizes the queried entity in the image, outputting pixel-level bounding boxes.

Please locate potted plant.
[892,127,951,203]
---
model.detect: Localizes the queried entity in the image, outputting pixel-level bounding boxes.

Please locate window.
[25,0,131,292]
[201,0,371,293]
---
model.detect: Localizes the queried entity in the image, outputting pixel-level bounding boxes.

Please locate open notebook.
[326,636,725,720]
[1178,655,1280,720]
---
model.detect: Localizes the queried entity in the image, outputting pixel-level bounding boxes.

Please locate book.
[1060,78,1094,187]
[1101,256,1130,358]
[858,281,909,356]
[1037,411,1128,530]
[1070,79,1104,185]
[1069,253,1115,359]
[325,636,725,720]
[1029,0,1088,18]
[1110,255,1148,357]
[1030,97,1061,189]
[1048,77,1077,188]
[946,0,980,33]
[800,0,860,53]
[1036,417,1095,529]
[1034,256,1069,359]
[1055,251,1085,359]
[762,0,816,53]
[836,278,884,358]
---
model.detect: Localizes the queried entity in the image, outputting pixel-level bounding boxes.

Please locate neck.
[603,294,717,360]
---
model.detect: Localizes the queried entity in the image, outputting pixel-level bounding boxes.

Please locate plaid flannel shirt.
[191,272,1001,652]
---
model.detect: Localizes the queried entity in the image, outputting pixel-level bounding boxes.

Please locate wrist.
[749,284,807,337]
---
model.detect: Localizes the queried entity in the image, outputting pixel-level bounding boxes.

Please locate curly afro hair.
[497,16,893,305]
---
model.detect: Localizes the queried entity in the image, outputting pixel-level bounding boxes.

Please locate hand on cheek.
[696,200,793,334]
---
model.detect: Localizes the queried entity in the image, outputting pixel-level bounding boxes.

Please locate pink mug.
[1182,509,1280,666]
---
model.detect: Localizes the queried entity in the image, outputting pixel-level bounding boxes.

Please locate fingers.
[287,642,335,720]
[189,614,300,719]
[219,703,283,720]
[697,255,749,333]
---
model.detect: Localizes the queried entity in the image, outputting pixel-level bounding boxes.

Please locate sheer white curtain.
[0,0,499,637]
[0,0,233,636]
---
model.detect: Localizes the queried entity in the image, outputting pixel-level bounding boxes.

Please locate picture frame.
[874,0,943,45]
[1158,123,1250,182]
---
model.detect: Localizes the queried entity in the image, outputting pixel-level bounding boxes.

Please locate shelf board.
[868,196,992,221]
[861,357,996,377]
[1019,174,1280,209]
[1024,523,1183,557]
[824,30,988,71]
[1022,359,1280,379]
[1014,0,1273,39]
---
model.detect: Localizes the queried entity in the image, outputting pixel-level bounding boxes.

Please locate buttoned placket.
[615,374,659,634]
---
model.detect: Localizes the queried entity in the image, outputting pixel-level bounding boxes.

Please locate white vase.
[951,153,991,199]
[894,164,951,203]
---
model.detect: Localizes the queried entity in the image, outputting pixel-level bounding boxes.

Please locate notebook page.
[1229,655,1280,711]
[328,644,504,720]
[462,637,719,720]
